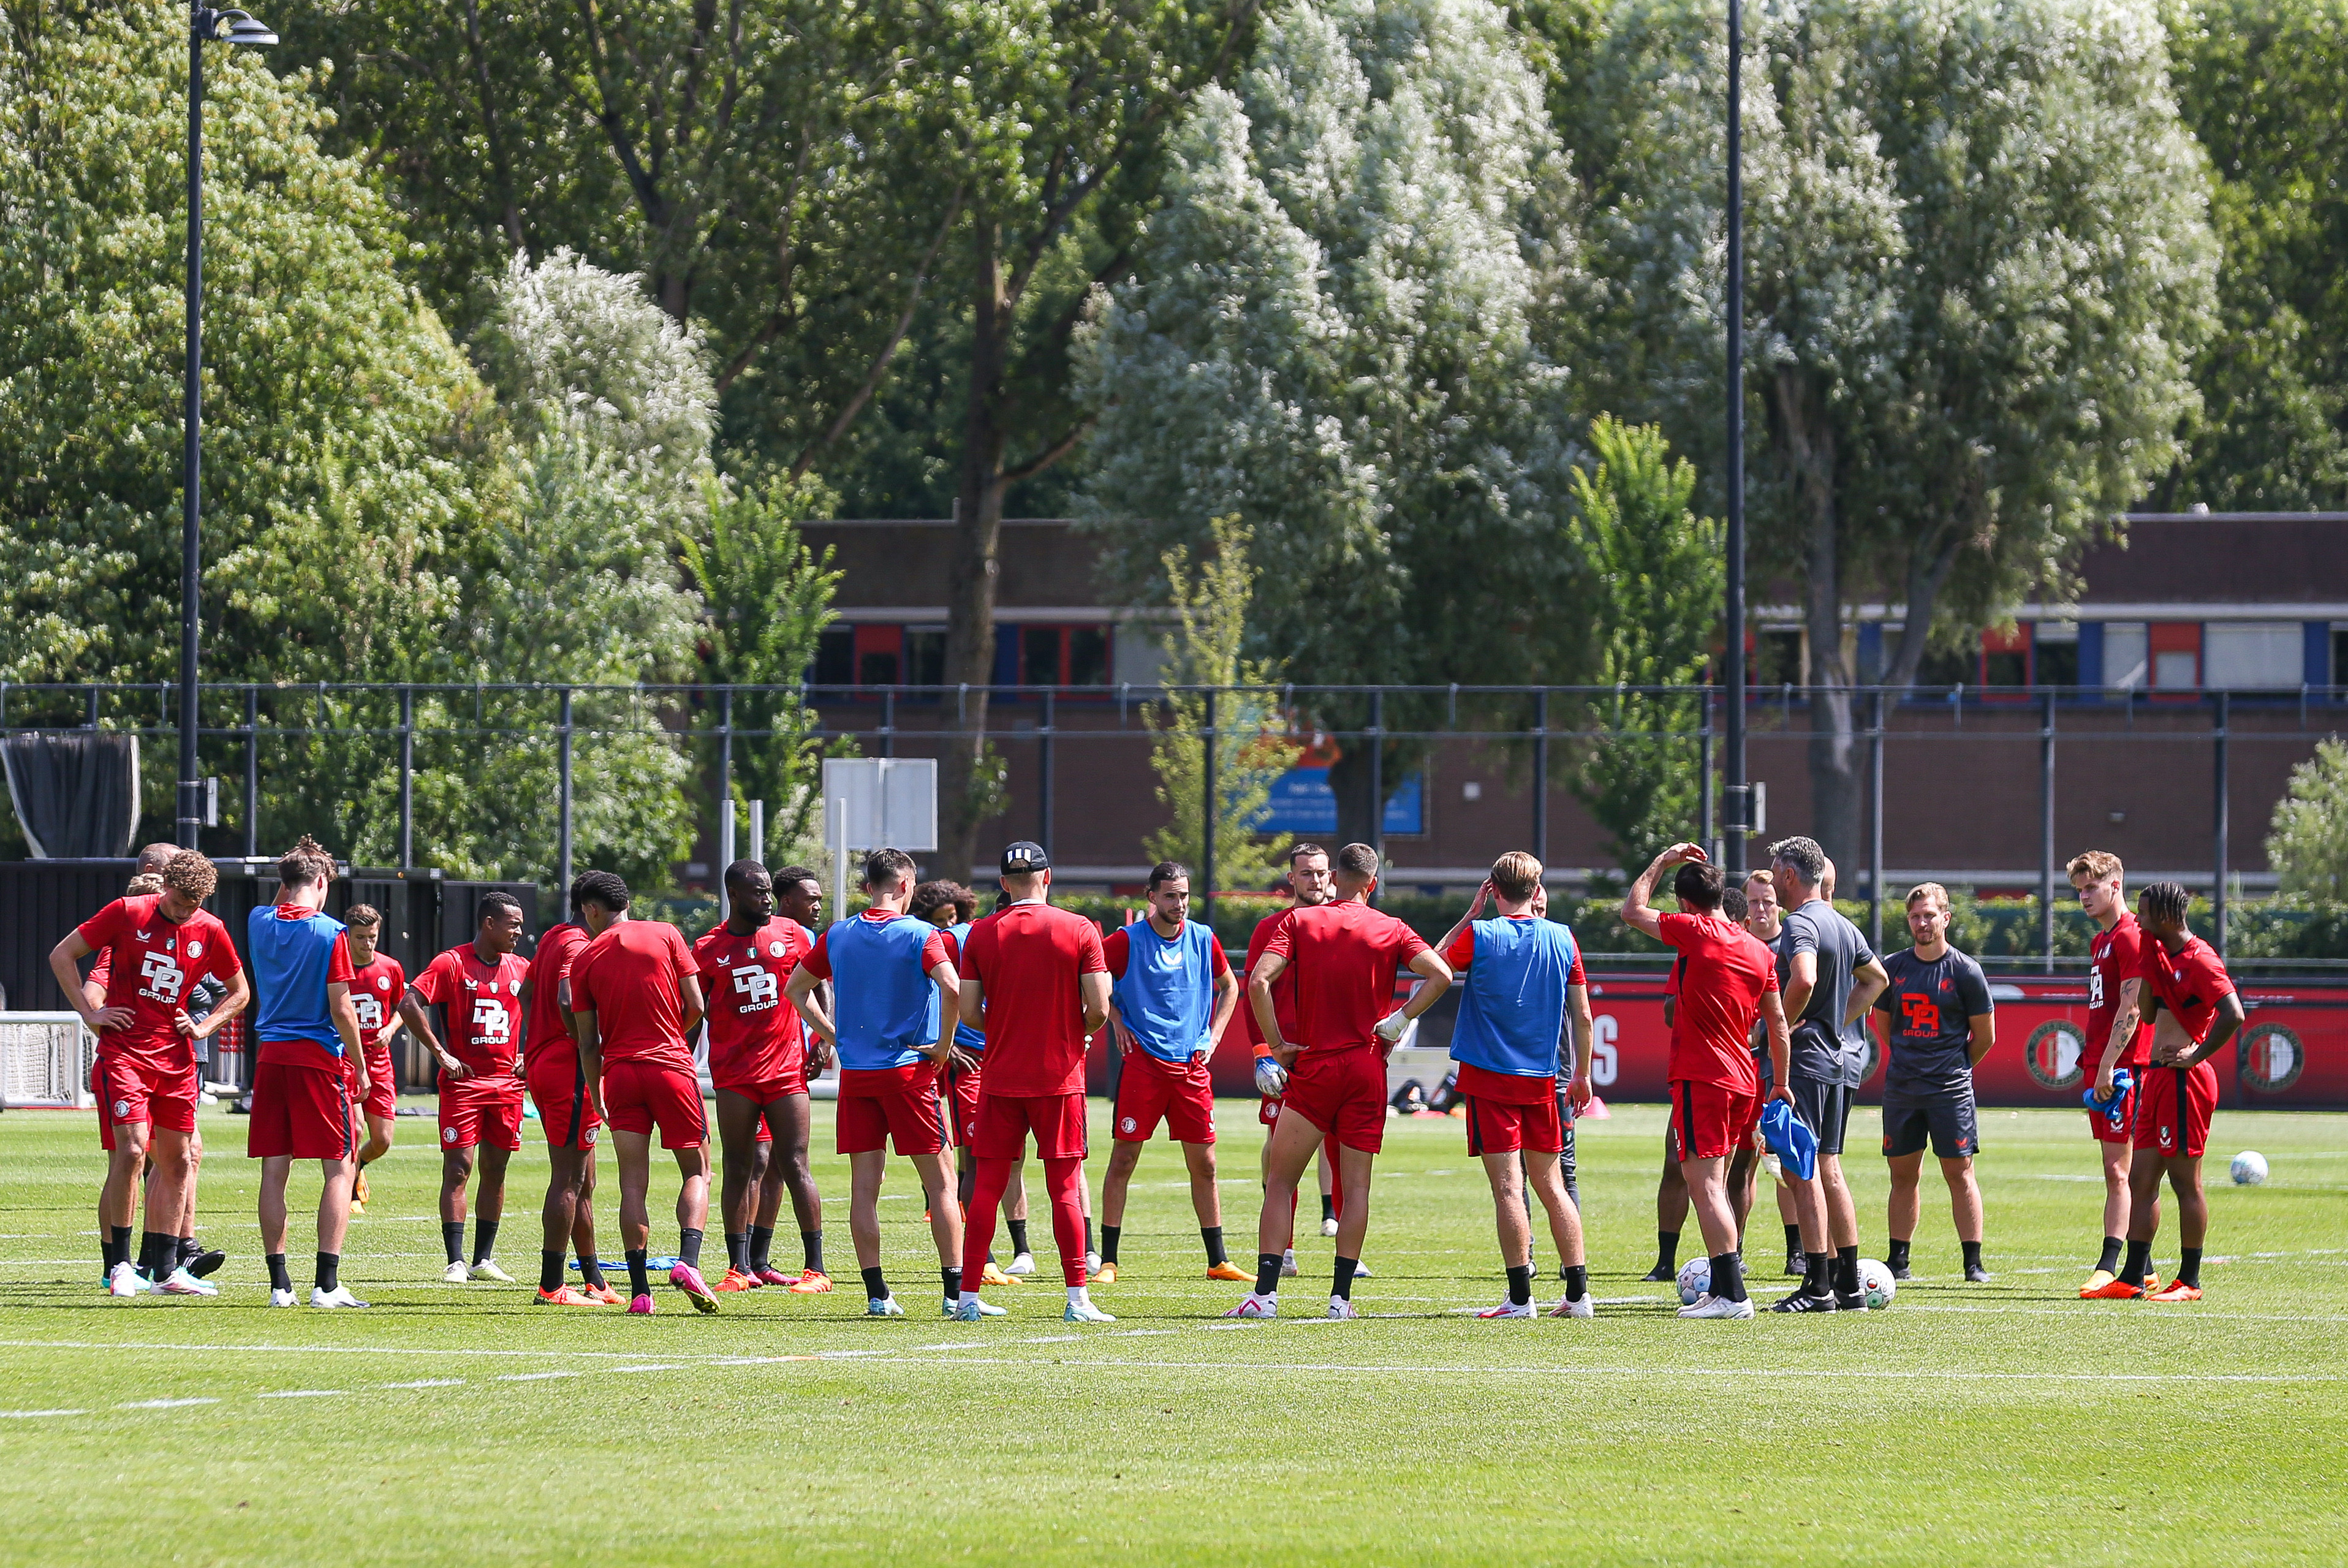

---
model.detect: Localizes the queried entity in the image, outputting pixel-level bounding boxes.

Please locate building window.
[1067,626,1109,687]
[2203,622,2301,689]
[1915,643,1975,688]
[1754,628,1803,689]
[1021,626,1061,686]
[1982,625,2028,690]
[812,625,854,688]
[2334,626,2348,689]
[2035,622,2080,688]
[858,648,900,686]
[2102,623,2149,691]
[2149,622,2200,691]
[905,627,945,687]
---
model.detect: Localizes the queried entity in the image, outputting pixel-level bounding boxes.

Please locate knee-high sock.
[960,1156,1013,1286]
[1325,1136,1343,1223]
[1043,1156,1088,1287]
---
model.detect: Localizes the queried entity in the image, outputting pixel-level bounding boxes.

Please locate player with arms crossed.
[952,843,1115,1323]
[695,859,828,1293]
[244,838,371,1308]
[2070,850,2159,1295]
[1872,883,1996,1282]
[341,906,405,1217]
[404,894,531,1284]
[1621,843,1790,1320]
[2083,881,2245,1303]
[1095,862,1250,1284]
[1229,843,1453,1321]
[1437,852,1595,1319]
[51,849,249,1296]
[568,871,720,1314]
[519,877,617,1306]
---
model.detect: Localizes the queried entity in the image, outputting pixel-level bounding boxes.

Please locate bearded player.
[1239,844,1343,1279]
[519,876,618,1306]
[341,905,406,1215]
[2070,849,2159,1295]
[404,893,531,1284]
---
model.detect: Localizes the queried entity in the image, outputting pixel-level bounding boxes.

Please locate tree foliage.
[2268,738,2348,902]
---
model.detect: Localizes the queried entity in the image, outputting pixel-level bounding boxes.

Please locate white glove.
[1373,1009,1409,1045]
[1254,1056,1289,1097]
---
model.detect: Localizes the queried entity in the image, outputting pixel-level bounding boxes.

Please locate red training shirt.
[1236,910,1304,1059]
[957,901,1107,1097]
[571,919,700,1073]
[1657,911,1777,1092]
[691,916,812,1087]
[2088,913,2154,1069]
[523,923,591,1074]
[2138,931,2236,1048]
[75,895,241,1068]
[347,953,407,1050]
[1258,900,1431,1053]
[412,944,530,1081]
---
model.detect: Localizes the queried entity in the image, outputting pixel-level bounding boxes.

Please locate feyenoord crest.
[769,941,787,958]
[2025,1020,2086,1089]
[186,939,203,960]
[2238,1021,2304,1094]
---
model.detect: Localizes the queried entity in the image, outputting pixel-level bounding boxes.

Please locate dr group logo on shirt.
[2024,1020,2086,1090]
[2238,1022,2304,1094]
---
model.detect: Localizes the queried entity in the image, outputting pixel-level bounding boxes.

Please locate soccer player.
[1096,861,1250,1284]
[787,849,971,1318]
[342,904,406,1216]
[914,880,1021,1288]
[2083,881,2244,1303]
[1620,843,1789,1320]
[521,876,617,1306]
[1770,835,1888,1311]
[2070,849,2159,1295]
[1436,853,1594,1320]
[1238,844,1342,1278]
[1872,883,1996,1282]
[951,842,1115,1324]
[244,838,371,1308]
[568,871,721,1315]
[1227,843,1453,1321]
[749,863,835,1285]
[50,849,248,1296]
[403,893,531,1284]
[693,859,828,1293]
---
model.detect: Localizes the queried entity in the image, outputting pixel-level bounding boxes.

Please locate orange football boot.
[980,1261,1018,1288]
[581,1281,624,1305]
[2147,1279,2203,1303]
[1206,1261,1252,1282]
[786,1268,833,1294]
[713,1268,757,1292]
[2080,1276,2143,1300]
[533,1285,601,1306]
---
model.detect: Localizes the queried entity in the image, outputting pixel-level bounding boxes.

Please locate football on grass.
[1676,1257,1710,1305]
[1857,1258,1897,1310]
[2231,1151,2268,1186]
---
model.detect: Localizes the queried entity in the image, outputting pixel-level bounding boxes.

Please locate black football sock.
[442,1221,466,1266]
[2121,1238,2152,1289]
[2095,1236,2124,1274]
[1253,1252,1284,1297]
[578,1254,608,1290]
[1886,1238,1911,1273]
[1564,1264,1589,1302]
[100,1230,121,1276]
[540,1251,564,1293]
[1506,1264,1532,1306]
[1007,1219,1031,1256]
[266,1252,292,1293]
[1803,1252,1831,1297]
[1321,1194,1336,1225]
[108,1224,133,1274]
[942,1265,961,1301]
[1783,1223,1802,1258]
[138,1230,172,1279]
[725,1232,748,1273]
[1654,1230,1679,1272]
[626,1249,651,1298]
[677,1227,705,1270]
[801,1229,825,1275]
[314,1252,339,1293]
[1962,1240,1985,1273]
[1711,1251,1747,1303]
[472,1219,499,1266]
[1333,1257,1358,1301]
[178,1235,199,1269]
[748,1225,774,1271]
[1835,1245,1861,1296]
[1202,1226,1229,1267]
[2178,1247,2202,1288]
[1084,1218,1096,1257]
[860,1265,888,1301]
[1100,1224,1121,1265]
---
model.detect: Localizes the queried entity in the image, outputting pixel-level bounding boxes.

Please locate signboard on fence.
[820,758,938,852]
[1256,767,1424,836]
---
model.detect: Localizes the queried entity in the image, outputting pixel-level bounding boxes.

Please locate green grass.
[0,1099,2340,1567]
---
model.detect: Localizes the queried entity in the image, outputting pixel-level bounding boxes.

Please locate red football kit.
[521,923,598,1148]
[958,901,1107,1161]
[572,920,703,1148]
[1259,900,1430,1154]
[76,895,241,1143]
[1657,911,1778,1162]
[346,953,407,1121]
[690,917,812,1100]
[2133,933,2234,1159]
[413,944,530,1153]
[1104,921,1229,1147]
[2086,913,2154,1145]
[1241,911,1305,1125]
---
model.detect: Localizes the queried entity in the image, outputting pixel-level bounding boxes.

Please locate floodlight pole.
[178,7,206,848]
[1721,0,1749,877]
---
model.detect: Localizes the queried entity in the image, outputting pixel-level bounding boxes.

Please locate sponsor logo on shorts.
[2025,1020,2086,1089]
[2158,1122,2176,1151]
[2238,1022,2304,1094]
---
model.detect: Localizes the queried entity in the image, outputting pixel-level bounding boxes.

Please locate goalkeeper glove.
[1254,1056,1289,1097]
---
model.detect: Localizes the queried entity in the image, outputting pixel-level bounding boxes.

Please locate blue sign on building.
[1254,768,1423,836]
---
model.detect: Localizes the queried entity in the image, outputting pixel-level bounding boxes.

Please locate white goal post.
[0,1012,96,1109]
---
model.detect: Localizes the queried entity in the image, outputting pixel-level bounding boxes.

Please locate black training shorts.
[1881,1089,1980,1160]
[1788,1074,1852,1157]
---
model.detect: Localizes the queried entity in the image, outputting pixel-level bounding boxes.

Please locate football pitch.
[0,1102,2339,1567]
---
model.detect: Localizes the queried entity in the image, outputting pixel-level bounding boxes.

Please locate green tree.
[2268,737,2348,901]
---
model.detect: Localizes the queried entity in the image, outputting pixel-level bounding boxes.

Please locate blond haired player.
[2069,849,2158,1294]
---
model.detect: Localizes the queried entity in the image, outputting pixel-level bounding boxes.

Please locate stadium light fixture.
[1720,0,1749,876]
[179,5,276,849]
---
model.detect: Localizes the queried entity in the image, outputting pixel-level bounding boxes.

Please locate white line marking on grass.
[496,1370,580,1381]
[1903,1303,2348,1324]
[912,1343,985,1352]
[609,1366,680,1374]
[829,1357,2344,1385]
[256,1390,346,1398]
[0,1409,88,1418]
[119,1398,219,1409]
[379,1379,465,1388]
[1020,1335,1081,1344]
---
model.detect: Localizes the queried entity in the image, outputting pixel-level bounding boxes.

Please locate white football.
[1856,1257,1896,1310]
[2230,1150,2268,1186]
[1675,1257,1710,1305]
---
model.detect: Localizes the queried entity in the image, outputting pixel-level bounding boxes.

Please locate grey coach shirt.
[1781,898,1875,1088]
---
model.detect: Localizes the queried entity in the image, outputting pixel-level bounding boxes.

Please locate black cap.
[999,841,1051,875]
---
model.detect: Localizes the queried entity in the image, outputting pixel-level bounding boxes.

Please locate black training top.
[1874,945,1993,1097]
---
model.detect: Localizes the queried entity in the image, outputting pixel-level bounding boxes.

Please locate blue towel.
[2083,1067,2134,1132]
[1759,1097,1818,1183]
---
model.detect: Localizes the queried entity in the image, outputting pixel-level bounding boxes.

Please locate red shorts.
[972,1089,1088,1161]
[1667,1077,1762,1163]
[2087,1076,2138,1146]
[1278,1044,1388,1154]
[439,1075,526,1153]
[603,1058,707,1149]
[714,1071,808,1105]
[1460,1066,1562,1155]
[946,1060,984,1145]
[94,1052,199,1150]
[2134,1061,2217,1158]
[526,1054,602,1150]
[1258,1094,1284,1127]
[247,1058,356,1161]
[1113,1052,1216,1145]
[838,1061,947,1157]
[349,1044,397,1120]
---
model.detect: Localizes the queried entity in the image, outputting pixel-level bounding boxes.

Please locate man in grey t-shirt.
[1768,838,1888,1311]
[1873,882,1995,1283]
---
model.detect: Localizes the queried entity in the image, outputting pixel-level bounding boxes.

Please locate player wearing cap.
[518,878,617,1306]
[2070,849,2159,1295]
[403,893,531,1284]
[244,838,371,1308]
[1228,843,1453,1321]
[787,849,973,1319]
[952,841,1115,1324]
[1238,844,1341,1278]
[341,905,405,1216]
[1436,852,1594,1320]
[568,871,719,1315]
[693,859,828,1293]
[2083,881,2245,1303]
[1871,883,1996,1283]
[1095,862,1250,1284]
[50,849,249,1297]
[1621,843,1790,1320]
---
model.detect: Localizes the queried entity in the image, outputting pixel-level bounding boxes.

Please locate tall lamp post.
[178,4,277,849]
[1720,0,1749,876]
